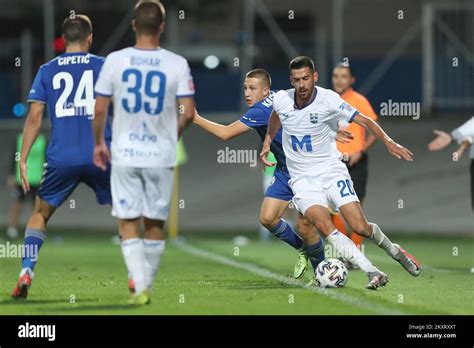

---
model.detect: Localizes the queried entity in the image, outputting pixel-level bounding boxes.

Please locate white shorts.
[290,172,359,215]
[111,165,174,220]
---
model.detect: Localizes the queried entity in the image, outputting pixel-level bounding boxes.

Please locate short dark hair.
[289,56,315,72]
[246,69,272,87]
[335,62,355,77]
[134,1,165,35]
[63,15,92,43]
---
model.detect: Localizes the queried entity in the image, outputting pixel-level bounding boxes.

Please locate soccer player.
[11,15,112,298]
[428,117,474,210]
[93,1,195,305]
[331,63,379,257]
[261,56,420,289]
[193,69,354,279]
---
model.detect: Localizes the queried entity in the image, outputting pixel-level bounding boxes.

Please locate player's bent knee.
[259,211,280,230]
[259,203,281,229]
[351,222,372,237]
[143,217,164,229]
[35,200,56,224]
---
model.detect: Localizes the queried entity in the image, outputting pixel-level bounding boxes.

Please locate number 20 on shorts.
[337,179,355,197]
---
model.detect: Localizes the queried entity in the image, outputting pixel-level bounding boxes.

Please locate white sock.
[19,268,34,278]
[369,223,398,258]
[121,238,147,294]
[143,239,165,289]
[327,230,379,274]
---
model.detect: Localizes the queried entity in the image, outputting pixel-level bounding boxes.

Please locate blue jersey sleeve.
[239,107,268,129]
[27,66,47,103]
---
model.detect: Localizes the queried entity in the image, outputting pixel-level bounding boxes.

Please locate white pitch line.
[175,240,409,315]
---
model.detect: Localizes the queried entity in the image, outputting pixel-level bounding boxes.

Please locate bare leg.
[339,202,420,276]
[296,213,325,272]
[339,202,396,256]
[27,197,56,231]
[303,204,380,276]
[295,213,319,245]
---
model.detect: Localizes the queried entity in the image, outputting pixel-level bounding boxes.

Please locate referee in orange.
[331,63,379,254]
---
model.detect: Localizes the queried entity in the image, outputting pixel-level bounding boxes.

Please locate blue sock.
[306,239,325,270]
[21,228,45,272]
[268,219,304,250]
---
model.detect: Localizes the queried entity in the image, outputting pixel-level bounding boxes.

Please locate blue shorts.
[37,163,112,208]
[265,166,294,202]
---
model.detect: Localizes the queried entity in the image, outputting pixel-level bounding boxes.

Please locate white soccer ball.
[315,258,348,288]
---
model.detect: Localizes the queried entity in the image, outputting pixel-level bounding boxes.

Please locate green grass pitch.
[0,229,472,315]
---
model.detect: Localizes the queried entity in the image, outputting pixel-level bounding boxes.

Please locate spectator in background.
[428,117,474,210]
[6,132,46,239]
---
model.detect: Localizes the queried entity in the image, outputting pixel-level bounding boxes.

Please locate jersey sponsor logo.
[129,122,158,143]
[188,78,195,92]
[129,133,157,142]
[261,91,275,108]
[241,116,256,124]
[309,112,318,124]
[290,134,313,152]
[338,102,354,113]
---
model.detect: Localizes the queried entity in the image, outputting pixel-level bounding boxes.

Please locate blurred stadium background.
[0,0,472,235]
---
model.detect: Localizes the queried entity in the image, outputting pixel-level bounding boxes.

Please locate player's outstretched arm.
[177,97,196,137]
[428,117,474,152]
[193,110,250,141]
[20,102,44,193]
[92,96,111,171]
[260,111,281,167]
[428,130,473,159]
[428,129,452,151]
[353,113,413,161]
